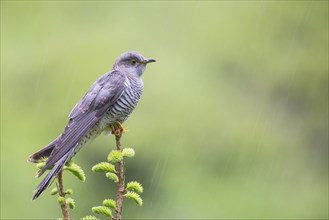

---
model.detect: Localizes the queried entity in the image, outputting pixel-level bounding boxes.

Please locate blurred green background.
[1,1,328,219]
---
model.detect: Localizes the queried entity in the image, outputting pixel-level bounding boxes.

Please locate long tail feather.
[28,136,60,163]
[32,148,74,200]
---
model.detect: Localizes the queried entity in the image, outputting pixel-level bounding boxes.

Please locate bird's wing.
[69,70,125,119]
[38,70,126,176]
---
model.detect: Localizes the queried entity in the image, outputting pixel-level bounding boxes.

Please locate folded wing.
[38,70,126,176]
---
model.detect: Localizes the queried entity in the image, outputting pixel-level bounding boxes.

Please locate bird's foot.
[111,121,126,137]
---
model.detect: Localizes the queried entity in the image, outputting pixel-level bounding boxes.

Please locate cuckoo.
[29,51,156,200]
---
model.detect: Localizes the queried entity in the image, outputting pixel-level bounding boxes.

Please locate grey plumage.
[29,51,155,200]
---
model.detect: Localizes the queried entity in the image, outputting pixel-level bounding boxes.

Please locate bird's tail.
[28,136,60,163]
[32,148,74,200]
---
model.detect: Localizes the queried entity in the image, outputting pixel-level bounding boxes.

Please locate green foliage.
[122,148,135,158]
[64,162,86,182]
[35,159,54,172]
[66,198,75,209]
[107,150,123,163]
[126,181,143,194]
[106,172,119,183]
[65,189,73,195]
[32,131,142,219]
[92,206,113,218]
[92,162,116,173]
[81,216,98,220]
[36,161,46,170]
[90,146,143,219]
[35,160,84,219]
[57,196,65,205]
[50,187,58,195]
[125,191,143,206]
[102,199,116,209]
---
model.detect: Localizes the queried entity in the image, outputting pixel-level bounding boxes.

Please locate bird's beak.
[143,58,156,64]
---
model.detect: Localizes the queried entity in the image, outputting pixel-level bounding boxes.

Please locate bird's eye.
[131,59,137,65]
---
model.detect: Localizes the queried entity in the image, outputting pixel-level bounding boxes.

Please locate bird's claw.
[111,121,126,137]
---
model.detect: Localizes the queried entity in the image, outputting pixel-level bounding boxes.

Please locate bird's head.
[113,51,156,77]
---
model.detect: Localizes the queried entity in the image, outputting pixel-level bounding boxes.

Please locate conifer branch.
[114,132,124,220]
[57,171,70,220]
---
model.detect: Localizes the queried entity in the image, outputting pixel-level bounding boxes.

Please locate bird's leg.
[111,121,126,137]
[116,121,126,133]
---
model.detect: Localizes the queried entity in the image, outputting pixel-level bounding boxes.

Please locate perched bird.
[29,51,156,200]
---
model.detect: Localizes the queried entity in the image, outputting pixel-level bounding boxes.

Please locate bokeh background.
[1,1,328,219]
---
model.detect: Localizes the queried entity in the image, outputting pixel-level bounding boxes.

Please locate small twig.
[114,132,124,220]
[57,171,70,220]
